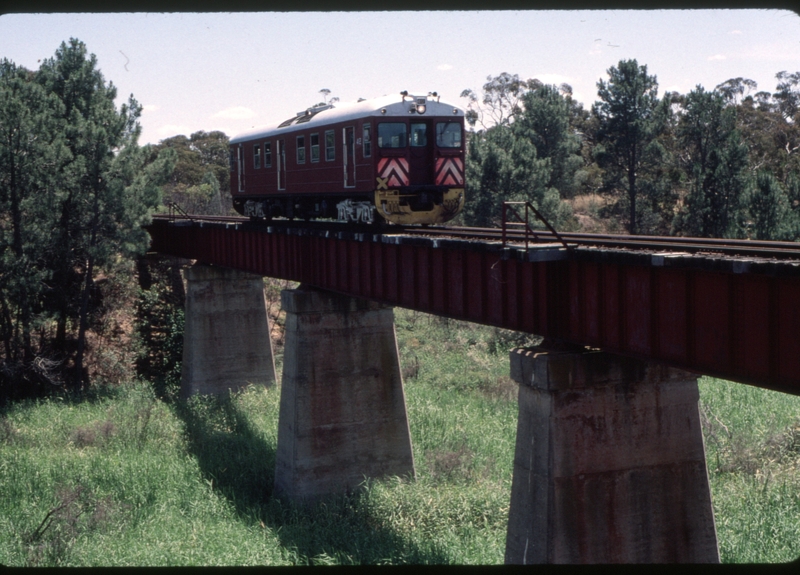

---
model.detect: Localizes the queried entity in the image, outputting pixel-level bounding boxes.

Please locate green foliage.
[134,258,185,401]
[0,39,175,397]
[748,171,794,240]
[0,59,68,374]
[514,84,583,198]
[460,76,579,231]
[0,309,799,565]
[593,59,670,234]
[698,377,800,563]
[673,86,750,238]
[0,312,527,566]
[460,72,534,130]
[152,131,231,215]
[735,87,800,186]
[773,70,800,122]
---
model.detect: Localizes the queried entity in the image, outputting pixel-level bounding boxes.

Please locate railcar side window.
[297,136,306,164]
[310,133,320,162]
[264,141,272,168]
[410,123,427,147]
[378,123,407,148]
[254,144,261,169]
[363,124,372,157]
[325,130,335,161]
[436,122,462,148]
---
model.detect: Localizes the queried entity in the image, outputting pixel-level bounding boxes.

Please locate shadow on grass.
[172,391,448,565]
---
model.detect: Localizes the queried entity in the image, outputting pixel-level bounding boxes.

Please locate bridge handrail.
[165,202,195,222]
[501,201,570,250]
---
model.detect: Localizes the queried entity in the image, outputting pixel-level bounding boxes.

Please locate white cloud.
[142,104,160,113]
[437,63,453,71]
[730,29,743,35]
[708,54,727,61]
[212,106,256,120]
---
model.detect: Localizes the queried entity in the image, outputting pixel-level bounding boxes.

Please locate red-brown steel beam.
[145,219,800,396]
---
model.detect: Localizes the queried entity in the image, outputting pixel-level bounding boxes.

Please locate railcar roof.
[229,93,464,144]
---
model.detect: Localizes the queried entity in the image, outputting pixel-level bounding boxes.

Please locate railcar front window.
[436,122,462,148]
[378,123,407,148]
[410,123,427,147]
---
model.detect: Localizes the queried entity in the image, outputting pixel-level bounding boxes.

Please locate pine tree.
[674,86,750,238]
[514,84,583,198]
[749,170,792,240]
[33,39,174,389]
[593,59,668,234]
[0,59,67,373]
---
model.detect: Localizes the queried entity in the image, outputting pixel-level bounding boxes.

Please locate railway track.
[151,213,800,262]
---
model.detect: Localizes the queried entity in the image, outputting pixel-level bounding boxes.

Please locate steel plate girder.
[145,220,800,396]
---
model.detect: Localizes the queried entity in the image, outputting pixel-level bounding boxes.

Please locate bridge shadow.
[172,390,448,565]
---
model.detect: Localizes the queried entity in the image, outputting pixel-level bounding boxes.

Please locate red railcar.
[229,92,465,225]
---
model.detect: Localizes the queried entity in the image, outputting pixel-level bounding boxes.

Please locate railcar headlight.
[417,104,426,114]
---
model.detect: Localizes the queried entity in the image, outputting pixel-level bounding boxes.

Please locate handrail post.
[502,202,508,247]
[524,203,530,250]
[501,200,570,251]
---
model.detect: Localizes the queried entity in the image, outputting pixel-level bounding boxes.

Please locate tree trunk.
[9,150,33,362]
[74,184,100,391]
[628,150,637,235]
[74,253,94,391]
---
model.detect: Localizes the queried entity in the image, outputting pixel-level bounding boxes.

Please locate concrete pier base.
[274,285,415,501]
[180,264,276,397]
[505,346,719,564]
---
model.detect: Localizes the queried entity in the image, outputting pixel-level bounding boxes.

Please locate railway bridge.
[146,214,800,564]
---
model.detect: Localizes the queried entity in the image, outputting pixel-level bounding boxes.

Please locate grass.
[698,377,800,563]
[0,308,798,565]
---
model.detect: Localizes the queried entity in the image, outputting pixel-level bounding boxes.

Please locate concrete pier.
[505,346,719,564]
[274,285,415,501]
[180,264,276,397]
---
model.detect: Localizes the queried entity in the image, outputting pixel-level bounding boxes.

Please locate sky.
[1,9,799,145]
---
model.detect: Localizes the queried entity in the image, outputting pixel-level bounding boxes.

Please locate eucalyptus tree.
[774,71,800,122]
[715,77,758,107]
[460,72,537,130]
[592,59,670,234]
[460,75,578,229]
[152,130,230,215]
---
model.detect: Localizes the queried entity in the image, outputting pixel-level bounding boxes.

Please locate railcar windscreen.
[436,122,462,148]
[410,123,427,147]
[378,122,407,148]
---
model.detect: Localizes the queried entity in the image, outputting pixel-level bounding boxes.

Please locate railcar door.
[408,120,433,185]
[277,139,286,191]
[343,126,355,188]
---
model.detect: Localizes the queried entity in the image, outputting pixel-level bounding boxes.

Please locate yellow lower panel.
[374,188,464,225]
